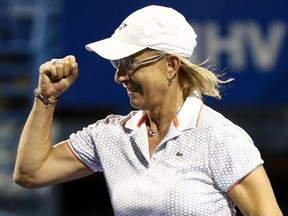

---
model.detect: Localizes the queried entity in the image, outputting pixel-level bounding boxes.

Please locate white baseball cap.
[85,5,197,60]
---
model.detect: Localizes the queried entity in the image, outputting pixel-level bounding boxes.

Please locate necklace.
[148,106,181,137]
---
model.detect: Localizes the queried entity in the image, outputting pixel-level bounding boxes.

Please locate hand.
[37,55,79,100]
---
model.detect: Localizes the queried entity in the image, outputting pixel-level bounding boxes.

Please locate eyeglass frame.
[110,53,169,74]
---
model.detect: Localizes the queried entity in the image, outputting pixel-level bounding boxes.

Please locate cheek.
[136,67,168,93]
[143,78,167,97]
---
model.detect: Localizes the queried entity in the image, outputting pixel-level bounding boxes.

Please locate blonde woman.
[14,5,282,216]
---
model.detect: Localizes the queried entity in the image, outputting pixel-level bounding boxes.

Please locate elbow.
[13,178,32,189]
[13,170,41,189]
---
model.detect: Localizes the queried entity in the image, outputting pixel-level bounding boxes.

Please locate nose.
[114,66,129,84]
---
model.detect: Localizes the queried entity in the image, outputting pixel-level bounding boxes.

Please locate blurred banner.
[61,0,288,111]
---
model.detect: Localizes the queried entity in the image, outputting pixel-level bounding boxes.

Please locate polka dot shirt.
[68,96,263,215]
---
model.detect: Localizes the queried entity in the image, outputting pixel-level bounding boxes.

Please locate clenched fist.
[37,55,79,100]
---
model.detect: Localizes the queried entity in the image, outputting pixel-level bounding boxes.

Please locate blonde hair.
[178,57,234,100]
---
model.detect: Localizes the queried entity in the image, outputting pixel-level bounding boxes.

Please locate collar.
[125,96,204,132]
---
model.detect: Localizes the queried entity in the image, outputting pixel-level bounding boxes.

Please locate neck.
[146,84,184,137]
[147,103,182,137]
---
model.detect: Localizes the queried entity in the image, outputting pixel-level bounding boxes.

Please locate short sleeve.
[68,123,102,172]
[209,123,264,192]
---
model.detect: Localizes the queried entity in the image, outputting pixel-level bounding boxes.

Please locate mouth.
[125,85,140,94]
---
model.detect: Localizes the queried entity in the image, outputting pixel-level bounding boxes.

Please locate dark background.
[0,0,287,215]
[61,1,288,214]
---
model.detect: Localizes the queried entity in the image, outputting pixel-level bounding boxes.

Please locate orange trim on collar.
[137,114,179,128]
[173,116,179,127]
[137,114,148,128]
[196,102,204,127]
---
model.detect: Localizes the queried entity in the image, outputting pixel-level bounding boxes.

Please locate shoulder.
[99,110,139,126]
[69,110,140,147]
[200,105,232,125]
[199,105,253,144]
[199,105,238,132]
[71,110,139,137]
[87,110,140,134]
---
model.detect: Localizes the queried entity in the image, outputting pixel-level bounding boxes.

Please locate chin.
[130,102,141,110]
[130,99,143,110]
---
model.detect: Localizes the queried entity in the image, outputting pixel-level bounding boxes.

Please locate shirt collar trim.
[125,96,203,131]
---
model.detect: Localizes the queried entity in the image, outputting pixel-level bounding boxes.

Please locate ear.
[167,55,181,78]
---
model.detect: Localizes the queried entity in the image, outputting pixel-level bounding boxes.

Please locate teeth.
[124,85,139,93]
[128,87,137,92]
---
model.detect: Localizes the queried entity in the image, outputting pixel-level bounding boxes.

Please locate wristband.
[34,88,59,105]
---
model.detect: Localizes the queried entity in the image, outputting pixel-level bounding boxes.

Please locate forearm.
[14,55,79,187]
[13,98,56,186]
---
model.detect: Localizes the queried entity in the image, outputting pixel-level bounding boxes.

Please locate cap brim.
[85,37,146,60]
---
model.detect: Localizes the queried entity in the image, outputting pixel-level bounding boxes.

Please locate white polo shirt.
[68,96,263,215]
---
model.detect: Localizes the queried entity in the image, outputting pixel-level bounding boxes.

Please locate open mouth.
[126,85,140,93]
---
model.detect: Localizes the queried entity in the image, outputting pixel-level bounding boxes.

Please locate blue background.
[0,1,287,215]
[60,0,288,112]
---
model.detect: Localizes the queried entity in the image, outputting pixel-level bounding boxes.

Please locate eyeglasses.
[111,53,169,73]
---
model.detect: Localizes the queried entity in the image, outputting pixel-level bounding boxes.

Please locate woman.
[14,5,282,215]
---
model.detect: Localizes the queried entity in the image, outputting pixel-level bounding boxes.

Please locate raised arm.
[13,55,93,188]
[228,165,283,216]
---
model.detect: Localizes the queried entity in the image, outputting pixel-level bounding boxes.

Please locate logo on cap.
[118,23,127,31]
